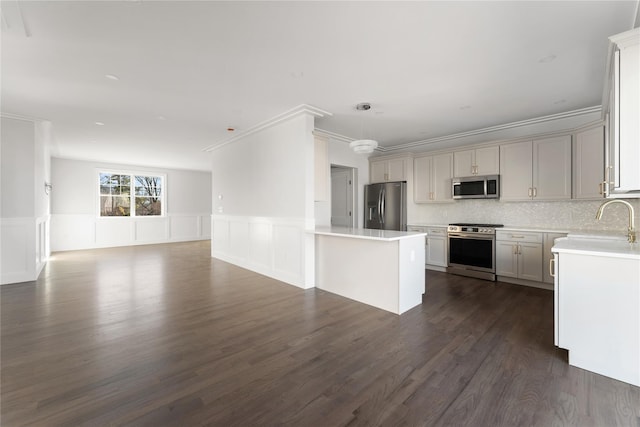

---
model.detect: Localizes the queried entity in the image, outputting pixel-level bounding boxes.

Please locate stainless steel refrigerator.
[364,181,407,231]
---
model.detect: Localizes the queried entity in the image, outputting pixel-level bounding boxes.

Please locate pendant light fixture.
[349,102,378,154]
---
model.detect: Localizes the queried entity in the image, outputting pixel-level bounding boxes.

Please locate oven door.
[448,232,495,273]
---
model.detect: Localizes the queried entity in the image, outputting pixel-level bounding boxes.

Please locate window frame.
[97,169,167,218]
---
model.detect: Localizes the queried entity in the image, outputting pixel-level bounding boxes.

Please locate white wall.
[50,158,211,251]
[211,112,316,289]
[1,116,51,285]
[314,135,371,227]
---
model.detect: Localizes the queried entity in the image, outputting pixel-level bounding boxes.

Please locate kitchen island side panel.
[315,233,425,315]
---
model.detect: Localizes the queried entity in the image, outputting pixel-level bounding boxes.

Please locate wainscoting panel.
[272,223,303,283]
[135,218,169,242]
[96,219,134,247]
[212,215,312,289]
[1,215,50,285]
[248,221,272,270]
[51,213,210,252]
[170,215,199,240]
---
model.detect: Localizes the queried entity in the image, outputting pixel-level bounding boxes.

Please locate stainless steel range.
[447,223,504,281]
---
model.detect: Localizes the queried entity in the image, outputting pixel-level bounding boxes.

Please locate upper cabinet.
[414,153,453,203]
[603,28,640,197]
[500,136,571,201]
[573,125,605,200]
[453,146,499,177]
[370,157,408,183]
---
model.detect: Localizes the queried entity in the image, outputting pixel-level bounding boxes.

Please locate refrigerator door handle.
[380,188,386,224]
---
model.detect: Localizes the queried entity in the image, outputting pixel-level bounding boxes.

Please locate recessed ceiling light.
[95,121,105,126]
[156,115,167,121]
[105,74,120,81]
[553,99,567,105]
[539,55,557,63]
[460,105,472,110]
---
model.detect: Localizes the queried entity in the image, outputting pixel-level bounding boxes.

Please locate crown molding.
[376,106,602,153]
[312,128,385,152]
[204,104,332,152]
[313,128,352,144]
[0,112,41,122]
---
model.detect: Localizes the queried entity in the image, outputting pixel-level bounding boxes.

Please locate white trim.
[377,106,602,153]
[50,213,210,252]
[211,215,312,289]
[204,104,332,152]
[313,128,354,144]
[96,169,167,218]
[1,215,50,285]
[316,106,602,154]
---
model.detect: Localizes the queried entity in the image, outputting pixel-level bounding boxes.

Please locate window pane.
[100,195,130,216]
[101,173,131,197]
[135,176,162,197]
[135,197,161,216]
[117,185,130,195]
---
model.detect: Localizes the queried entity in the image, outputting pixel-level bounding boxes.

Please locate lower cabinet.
[407,225,448,270]
[426,227,448,268]
[496,231,543,282]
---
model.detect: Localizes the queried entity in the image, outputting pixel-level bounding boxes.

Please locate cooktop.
[448,223,504,228]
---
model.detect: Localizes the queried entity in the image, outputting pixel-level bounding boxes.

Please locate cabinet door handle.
[599,182,604,195]
[511,235,525,239]
[513,244,518,255]
[549,258,555,278]
[533,187,537,198]
[528,188,532,197]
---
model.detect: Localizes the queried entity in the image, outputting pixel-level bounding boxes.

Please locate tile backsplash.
[410,198,640,231]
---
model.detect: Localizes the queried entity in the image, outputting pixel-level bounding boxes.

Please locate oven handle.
[448,233,494,240]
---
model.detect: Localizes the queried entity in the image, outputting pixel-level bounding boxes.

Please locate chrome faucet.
[595,199,637,243]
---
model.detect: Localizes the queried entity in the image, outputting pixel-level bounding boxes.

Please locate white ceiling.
[1,1,638,171]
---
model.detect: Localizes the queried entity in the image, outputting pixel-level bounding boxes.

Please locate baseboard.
[497,276,553,291]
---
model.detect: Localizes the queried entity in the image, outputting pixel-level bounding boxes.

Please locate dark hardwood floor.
[2,241,639,426]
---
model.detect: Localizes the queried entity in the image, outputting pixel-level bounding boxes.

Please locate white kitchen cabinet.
[426,227,447,268]
[500,136,571,201]
[542,232,567,284]
[553,238,640,386]
[314,135,329,201]
[496,230,543,282]
[573,126,605,200]
[603,28,640,197]
[453,146,499,177]
[370,157,408,183]
[413,153,453,203]
[408,225,447,270]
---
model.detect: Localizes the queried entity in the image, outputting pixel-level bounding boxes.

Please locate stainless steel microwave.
[452,175,500,199]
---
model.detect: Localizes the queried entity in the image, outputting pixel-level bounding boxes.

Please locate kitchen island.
[313,227,426,315]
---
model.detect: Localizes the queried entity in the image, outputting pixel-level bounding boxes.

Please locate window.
[99,172,164,217]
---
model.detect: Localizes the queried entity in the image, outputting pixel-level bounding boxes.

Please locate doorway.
[331,165,357,227]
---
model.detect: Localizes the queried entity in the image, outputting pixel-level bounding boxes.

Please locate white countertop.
[501,226,572,233]
[313,227,426,241]
[552,236,640,259]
